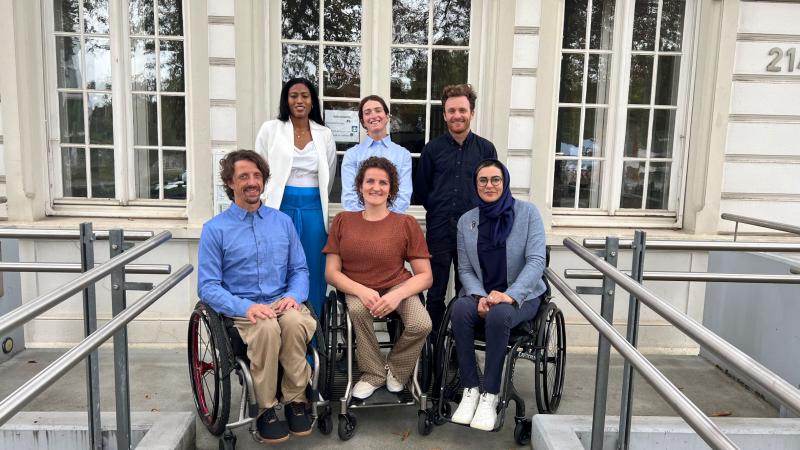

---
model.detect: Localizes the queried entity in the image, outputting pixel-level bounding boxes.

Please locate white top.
[286,141,319,187]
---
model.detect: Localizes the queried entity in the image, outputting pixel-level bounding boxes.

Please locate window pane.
[131,39,157,91]
[85,38,112,90]
[431,50,468,99]
[624,109,649,157]
[632,0,658,51]
[55,36,82,89]
[582,108,606,157]
[83,0,109,34]
[589,0,615,50]
[324,0,361,42]
[646,162,670,209]
[628,55,653,104]
[54,0,80,32]
[129,0,155,35]
[620,161,645,208]
[433,0,470,46]
[330,153,345,203]
[158,0,183,36]
[90,148,115,197]
[282,0,319,40]
[562,0,587,49]
[161,96,186,146]
[585,54,610,104]
[651,109,675,158]
[61,147,87,197]
[390,103,425,154]
[282,44,319,84]
[559,54,584,103]
[160,40,185,92]
[655,55,680,105]
[323,45,360,97]
[135,148,160,199]
[391,48,427,100]
[430,103,445,140]
[555,107,581,155]
[58,92,85,144]
[577,160,602,208]
[132,94,158,145]
[393,0,428,45]
[660,0,686,51]
[163,150,187,199]
[87,94,113,145]
[553,160,576,207]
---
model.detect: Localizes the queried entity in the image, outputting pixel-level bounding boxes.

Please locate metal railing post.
[590,237,618,450]
[618,230,646,450]
[110,230,131,450]
[79,223,102,450]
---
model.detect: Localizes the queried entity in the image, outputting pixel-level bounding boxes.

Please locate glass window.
[554,0,688,214]
[49,0,187,204]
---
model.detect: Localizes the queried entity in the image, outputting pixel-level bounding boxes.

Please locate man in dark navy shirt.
[414,84,497,335]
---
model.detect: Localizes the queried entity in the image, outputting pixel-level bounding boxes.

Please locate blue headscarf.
[474,159,515,247]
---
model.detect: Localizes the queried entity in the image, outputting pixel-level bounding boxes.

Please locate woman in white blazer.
[255,78,337,316]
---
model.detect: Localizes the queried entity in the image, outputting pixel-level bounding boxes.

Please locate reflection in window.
[390,0,471,205]
[130,0,186,200]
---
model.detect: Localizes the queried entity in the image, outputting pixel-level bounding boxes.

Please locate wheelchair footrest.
[349,387,413,407]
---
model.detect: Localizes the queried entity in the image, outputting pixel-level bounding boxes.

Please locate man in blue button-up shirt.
[197,150,316,443]
[341,95,412,212]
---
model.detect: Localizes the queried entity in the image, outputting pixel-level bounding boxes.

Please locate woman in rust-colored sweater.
[323,156,433,400]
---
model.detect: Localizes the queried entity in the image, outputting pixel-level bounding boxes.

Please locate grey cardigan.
[456,200,547,304]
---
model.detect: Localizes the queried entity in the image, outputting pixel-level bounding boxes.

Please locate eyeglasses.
[477,176,503,187]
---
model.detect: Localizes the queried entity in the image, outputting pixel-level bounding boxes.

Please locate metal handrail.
[563,237,800,415]
[0,228,154,241]
[545,268,738,450]
[565,269,800,284]
[0,231,171,337]
[0,264,192,424]
[0,262,171,274]
[583,239,800,252]
[721,213,800,237]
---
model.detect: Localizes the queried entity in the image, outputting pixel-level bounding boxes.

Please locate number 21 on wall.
[767,48,800,73]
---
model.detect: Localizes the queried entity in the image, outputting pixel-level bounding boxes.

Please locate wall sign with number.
[767,48,800,73]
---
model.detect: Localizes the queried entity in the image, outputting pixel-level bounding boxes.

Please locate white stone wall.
[720,1,800,232]
[506,0,540,196]
[0,94,6,219]
[208,0,238,183]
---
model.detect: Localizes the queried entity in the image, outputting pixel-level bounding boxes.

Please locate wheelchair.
[187,301,333,449]
[321,290,433,441]
[423,265,566,445]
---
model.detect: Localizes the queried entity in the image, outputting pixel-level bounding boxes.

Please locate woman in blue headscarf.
[447,159,547,431]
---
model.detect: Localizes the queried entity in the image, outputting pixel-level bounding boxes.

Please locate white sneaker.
[352,380,381,399]
[386,369,404,393]
[450,387,480,425]
[469,393,499,431]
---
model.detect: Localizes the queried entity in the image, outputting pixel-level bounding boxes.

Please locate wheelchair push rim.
[535,304,566,413]
[188,306,231,434]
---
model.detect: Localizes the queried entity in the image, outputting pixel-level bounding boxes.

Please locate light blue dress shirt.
[341,135,412,213]
[197,203,310,318]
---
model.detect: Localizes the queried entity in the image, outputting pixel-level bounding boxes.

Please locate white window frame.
[42,0,190,218]
[550,0,697,228]
[271,0,484,213]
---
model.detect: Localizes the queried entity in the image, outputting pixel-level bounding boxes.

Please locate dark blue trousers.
[450,295,540,394]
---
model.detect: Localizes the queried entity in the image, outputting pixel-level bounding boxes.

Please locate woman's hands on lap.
[370,290,403,319]
[477,290,516,318]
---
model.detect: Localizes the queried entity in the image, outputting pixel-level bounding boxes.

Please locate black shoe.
[286,402,313,436]
[256,407,290,444]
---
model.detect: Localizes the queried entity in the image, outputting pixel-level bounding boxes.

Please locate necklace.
[295,128,309,139]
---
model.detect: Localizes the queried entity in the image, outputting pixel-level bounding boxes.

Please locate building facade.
[0,0,798,350]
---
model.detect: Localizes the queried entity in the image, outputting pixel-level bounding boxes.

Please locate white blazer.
[254,119,337,231]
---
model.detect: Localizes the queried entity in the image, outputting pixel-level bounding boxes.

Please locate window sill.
[2,215,201,240]
[48,202,188,220]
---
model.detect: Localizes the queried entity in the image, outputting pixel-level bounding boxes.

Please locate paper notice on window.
[325,109,360,143]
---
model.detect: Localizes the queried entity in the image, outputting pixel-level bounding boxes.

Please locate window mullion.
[111,0,130,203]
[425,0,435,143]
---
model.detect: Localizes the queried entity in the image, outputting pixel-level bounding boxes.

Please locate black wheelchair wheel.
[534,304,566,414]
[188,302,232,436]
[337,413,357,441]
[318,406,333,435]
[513,419,532,446]
[322,291,339,399]
[417,409,434,436]
[219,430,236,450]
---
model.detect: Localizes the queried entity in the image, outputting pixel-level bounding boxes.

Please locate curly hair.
[219,150,270,201]
[354,156,400,208]
[441,83,477,111]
